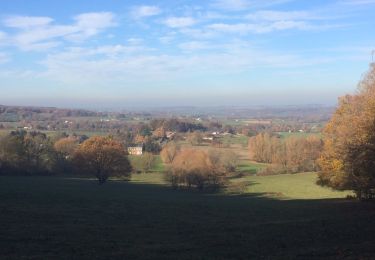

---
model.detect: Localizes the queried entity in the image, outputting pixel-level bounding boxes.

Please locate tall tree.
[74,136,132,184]
[318,64,375,199]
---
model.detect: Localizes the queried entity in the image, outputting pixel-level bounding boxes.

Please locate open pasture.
[1,174,374,259]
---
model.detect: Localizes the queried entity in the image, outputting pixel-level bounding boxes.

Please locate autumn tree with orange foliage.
[74,136,132,184]
[166,149,233,190]
[248,133,322,174]
[318,64,375,199]
[53,137,79,173]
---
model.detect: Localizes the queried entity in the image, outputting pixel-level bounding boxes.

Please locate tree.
[160,141,180,164]
[318,64,375,199]
[143,138,162,153]
[220,150,239,173]
[53,137,79,173]
[207,149,238,173]
[139,152,156,173]
[166,149,229,190]
[130,152,156,173]
[187,131,203,146]
[74,136,132,184]
[248,133,278,163]
[0,130,53,175]
[250,132,323,175]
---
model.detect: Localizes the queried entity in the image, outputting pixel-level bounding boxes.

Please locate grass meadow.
[1,173,374,259]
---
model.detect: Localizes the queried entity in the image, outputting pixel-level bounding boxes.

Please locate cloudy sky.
[0,0,374,108]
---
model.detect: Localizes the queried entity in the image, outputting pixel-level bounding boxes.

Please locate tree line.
[0,130,132,184]
[248,133,323,175]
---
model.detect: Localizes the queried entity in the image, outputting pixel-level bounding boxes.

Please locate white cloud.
[36,41,333,89]
[163,17,197,28]
[4,16,53,28]
[131,5,161,19]
[67,12,116,41]
[74,12,115,30]
[207,21,309,34]
[13,25,77,51]
[208,23,249,33]
[3,12,116,51]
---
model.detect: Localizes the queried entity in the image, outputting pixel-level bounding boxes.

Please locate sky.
[0,0,375,108]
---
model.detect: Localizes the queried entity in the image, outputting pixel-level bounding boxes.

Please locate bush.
[165,149,229,191]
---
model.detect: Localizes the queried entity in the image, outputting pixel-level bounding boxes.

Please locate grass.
[219,134,248,146]
[1,174,374,259]
[151,155,165,173]
[128,155,165,174]
[131,172,167,185]
[230,172,353,199]
[237,160,267,174]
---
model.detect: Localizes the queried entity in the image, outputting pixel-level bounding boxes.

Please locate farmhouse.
[127,145,143,156]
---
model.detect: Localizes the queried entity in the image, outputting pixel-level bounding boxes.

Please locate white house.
[127,146,143,156]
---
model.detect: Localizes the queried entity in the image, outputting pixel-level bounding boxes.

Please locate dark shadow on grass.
[0,175,374,259]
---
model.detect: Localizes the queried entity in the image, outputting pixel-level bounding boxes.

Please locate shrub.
[166,149,229,191]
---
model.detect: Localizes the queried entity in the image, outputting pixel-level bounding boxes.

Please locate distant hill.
[0,105,98,122]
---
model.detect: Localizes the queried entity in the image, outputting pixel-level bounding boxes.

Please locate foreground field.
[1,176,374,259]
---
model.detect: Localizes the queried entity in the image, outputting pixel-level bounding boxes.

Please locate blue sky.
[0,0,374,108]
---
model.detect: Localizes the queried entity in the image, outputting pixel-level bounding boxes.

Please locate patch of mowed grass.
[1,176,374,259]
[151,155,165,173]
[231,172,353,199]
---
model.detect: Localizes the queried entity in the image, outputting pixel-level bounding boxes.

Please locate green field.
[230,172,352,199]
[1,174,374,259]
